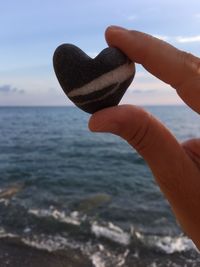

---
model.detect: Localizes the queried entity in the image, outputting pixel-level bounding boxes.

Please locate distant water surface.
[0,106,199,267]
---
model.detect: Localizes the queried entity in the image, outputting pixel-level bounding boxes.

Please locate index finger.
[105,26,200,114]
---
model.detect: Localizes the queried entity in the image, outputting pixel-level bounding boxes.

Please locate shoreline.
[0,236,199,267]
[0,237,93,267]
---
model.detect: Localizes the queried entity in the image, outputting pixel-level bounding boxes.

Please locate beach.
[0,237,93,267]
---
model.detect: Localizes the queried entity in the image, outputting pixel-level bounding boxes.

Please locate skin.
[88,26,200,249]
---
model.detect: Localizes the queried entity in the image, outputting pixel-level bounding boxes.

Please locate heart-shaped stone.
[53,44,135,114]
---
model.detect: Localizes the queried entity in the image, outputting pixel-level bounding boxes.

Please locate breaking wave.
[26,207,197,254]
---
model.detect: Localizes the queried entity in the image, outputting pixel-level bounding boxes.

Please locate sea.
[0,105,200,267]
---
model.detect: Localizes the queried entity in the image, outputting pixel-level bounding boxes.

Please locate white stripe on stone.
[76,83,120,106]
[68,62,134,98]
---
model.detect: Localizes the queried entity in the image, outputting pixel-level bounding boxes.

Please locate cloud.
[129,71,170,92]
[0,84,25,94]
[131,89,158,94]
[153,34,200,43]
[127,15,138,21]
[175,35,200,43]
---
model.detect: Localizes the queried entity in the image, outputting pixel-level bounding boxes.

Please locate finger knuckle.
[127,111,153,153]
[180,51,200,76]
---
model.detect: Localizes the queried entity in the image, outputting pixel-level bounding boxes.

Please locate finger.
[89,105,190,195]
[105,26,200,114]
[88,105,200,243]
[182,138,200,167]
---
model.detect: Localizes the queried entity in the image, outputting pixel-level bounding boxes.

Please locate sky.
[0,0,200,106]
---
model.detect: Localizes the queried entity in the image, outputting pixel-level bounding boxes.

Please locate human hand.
[88,26,200,249]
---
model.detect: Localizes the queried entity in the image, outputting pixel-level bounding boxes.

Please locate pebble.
[53,44,135,113]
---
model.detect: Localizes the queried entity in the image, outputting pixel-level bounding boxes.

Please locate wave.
[27,207,197,254]
[0,227,18,239]
[91,222,130,246]
[29,207,83,226]
[0,204,197,267]
[0,226,198,267]
[149,235,196,254]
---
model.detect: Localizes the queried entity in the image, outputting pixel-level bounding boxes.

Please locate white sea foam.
[21,234,125,267]
[91,221,131,246]
[0,224,198,267]
[29,208,82,226]
[28,207,198,254]
[22,235,121,267]
[154,235,196,254]
[29,208,131,246]
[133,229,197,254]
[22,234,80,252]
[0,227,19,239]
[90,247,130,267]
[91,252,106,267]
[0,198,10,205]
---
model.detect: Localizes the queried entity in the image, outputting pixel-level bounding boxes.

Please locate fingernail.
[107,25,127,32]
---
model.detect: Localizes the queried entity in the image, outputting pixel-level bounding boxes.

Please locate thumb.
[88,105,195,202]
[89,105,200,246]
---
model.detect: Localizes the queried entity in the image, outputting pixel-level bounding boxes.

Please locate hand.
[88,26,200,249]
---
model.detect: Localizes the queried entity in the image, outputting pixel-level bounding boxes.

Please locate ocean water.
[0,105,200,266]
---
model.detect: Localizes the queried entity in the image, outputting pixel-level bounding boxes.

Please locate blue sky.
[0,0,200,106]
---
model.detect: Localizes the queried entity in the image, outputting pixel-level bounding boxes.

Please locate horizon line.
[0,104,186,108]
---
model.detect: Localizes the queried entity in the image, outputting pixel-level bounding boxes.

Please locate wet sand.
[0,238,94,267]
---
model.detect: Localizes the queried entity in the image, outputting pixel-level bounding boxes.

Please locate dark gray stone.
[53,44,135,113]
